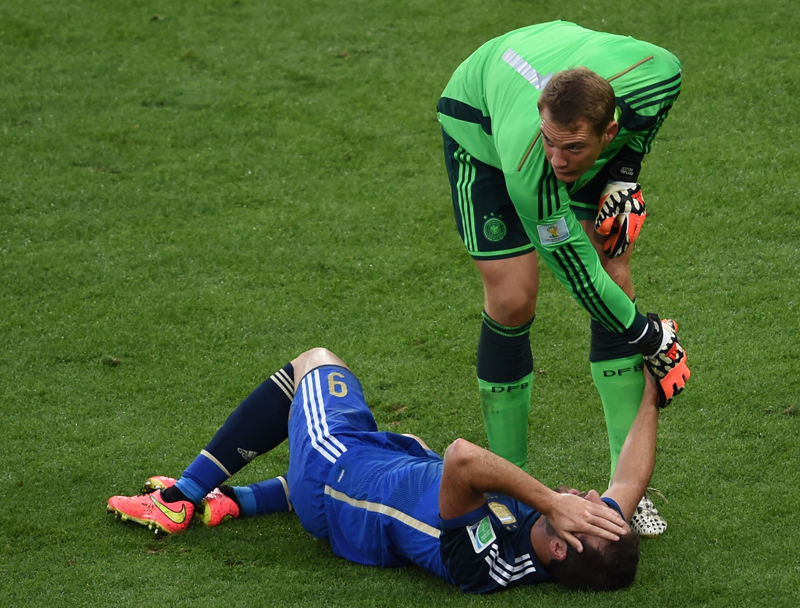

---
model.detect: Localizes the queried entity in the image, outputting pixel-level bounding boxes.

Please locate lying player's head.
[544,489,640,591]
[537,67,616,137]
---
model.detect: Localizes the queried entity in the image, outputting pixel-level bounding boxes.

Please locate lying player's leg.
[291,346,350,380]
[108,356,301,533]
[163,362,295,503]
[149,342,342,523]
[285,348,379,538]
[137,475,242,528]
[214,476,292,522]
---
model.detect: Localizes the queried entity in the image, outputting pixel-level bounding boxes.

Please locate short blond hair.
[537,67,616,136]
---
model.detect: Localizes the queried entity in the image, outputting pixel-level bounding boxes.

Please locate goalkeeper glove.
[635,313,691,407]
[595,181,646,258]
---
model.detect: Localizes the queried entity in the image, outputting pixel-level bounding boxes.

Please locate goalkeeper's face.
[540,110,618,183]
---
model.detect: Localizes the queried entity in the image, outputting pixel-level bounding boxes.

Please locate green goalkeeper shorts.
[443,129,610,260]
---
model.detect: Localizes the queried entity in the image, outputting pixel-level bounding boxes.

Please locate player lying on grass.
[108,347,666,592]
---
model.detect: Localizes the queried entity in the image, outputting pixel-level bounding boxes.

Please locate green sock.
[590,355,645,479]
[479,373,533,470]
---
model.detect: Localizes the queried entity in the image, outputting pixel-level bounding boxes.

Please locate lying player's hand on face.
[547,490,627,552]
[552,485,580,495]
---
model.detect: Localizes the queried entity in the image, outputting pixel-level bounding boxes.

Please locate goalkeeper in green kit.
[438,21,690,536]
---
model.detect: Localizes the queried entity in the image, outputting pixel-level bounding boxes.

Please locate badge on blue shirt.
[467,516,497,553]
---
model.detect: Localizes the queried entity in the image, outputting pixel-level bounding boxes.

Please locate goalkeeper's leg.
[443,129,539,470]
[574,216,640,476]
[589,319,645,478]
[477,312,535,471]
[474,255,539,471]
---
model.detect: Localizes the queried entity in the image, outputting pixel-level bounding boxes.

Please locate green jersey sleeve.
[437,21,680,336]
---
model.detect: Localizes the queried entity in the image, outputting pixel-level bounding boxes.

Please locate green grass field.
[2,1,799,606]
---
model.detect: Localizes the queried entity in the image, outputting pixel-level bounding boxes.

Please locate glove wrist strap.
[629,313,663,357]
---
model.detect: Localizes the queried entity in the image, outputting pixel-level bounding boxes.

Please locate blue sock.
[233,477,291,517]
[174,452,231,504]
[232,486,258,517]
[203,362,295,476]
[166,363,295,505]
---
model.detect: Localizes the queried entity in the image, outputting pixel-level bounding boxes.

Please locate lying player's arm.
[439,439,627,552]
[602,368,661,521]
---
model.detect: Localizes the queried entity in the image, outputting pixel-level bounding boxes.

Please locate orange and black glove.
[638,314,691,407]
[595,181,646,258]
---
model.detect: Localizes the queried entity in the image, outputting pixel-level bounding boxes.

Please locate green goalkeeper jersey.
[438,21,681,337]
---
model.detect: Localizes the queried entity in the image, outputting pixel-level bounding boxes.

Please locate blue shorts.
[286,364,449,578]
[286,365,379,538]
